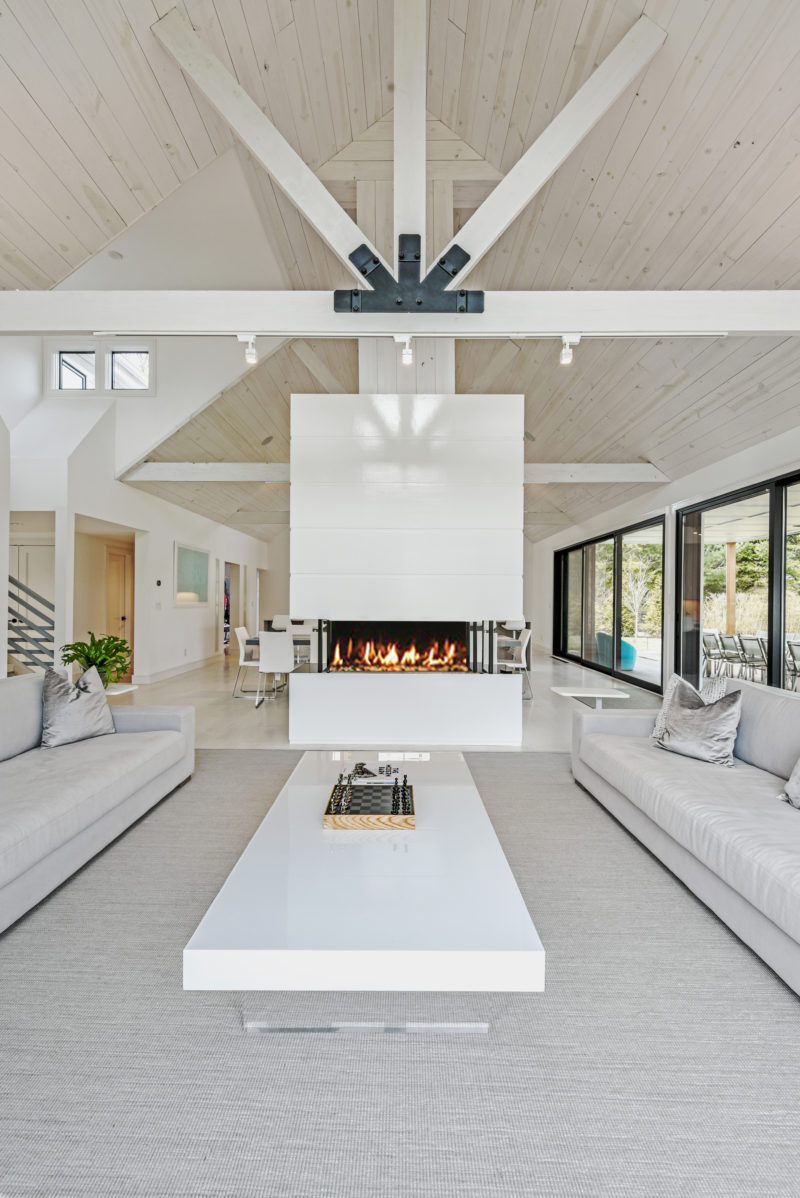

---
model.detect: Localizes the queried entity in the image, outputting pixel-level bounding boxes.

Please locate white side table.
[550,686,629,710]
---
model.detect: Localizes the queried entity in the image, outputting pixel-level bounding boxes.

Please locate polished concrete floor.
[110,650,660,752]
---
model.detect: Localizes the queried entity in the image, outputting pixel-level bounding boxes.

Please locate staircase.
[8,575,55,673]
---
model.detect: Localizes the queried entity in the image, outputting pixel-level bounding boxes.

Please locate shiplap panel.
[292,391,522,439]
[291,483,521,530]
[291,437,522,486]
[291,393,523,619]
[291,573,523,621]
[291,528,520,576]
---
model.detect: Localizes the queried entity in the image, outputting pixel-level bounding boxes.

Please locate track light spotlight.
[238,334,258,366]
[394,333,414,366]
[559,334,580,366]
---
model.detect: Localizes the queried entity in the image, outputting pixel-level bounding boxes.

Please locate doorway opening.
[73,515,136,681]
[224,562,240,654]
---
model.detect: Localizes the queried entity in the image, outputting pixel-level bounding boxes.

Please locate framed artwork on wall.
[174,543,209,605]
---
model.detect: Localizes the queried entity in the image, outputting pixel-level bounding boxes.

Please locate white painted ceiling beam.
[123,462,290,483]
[435,15,667,283]
[6,289,796,336]
[393,0,427,272]
[125,462,665,486]
[229,511,289,525]
[151,9,385,286]
[525,463,668,484]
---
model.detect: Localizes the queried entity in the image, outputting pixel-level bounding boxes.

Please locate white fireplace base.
[289,672,522,746]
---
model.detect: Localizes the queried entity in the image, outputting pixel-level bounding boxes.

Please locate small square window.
[111,350,149,390]
[58,350,95,389]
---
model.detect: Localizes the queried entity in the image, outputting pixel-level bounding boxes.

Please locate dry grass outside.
[704,589,800,635]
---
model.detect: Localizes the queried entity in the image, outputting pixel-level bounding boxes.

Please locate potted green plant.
[60,632,132,688]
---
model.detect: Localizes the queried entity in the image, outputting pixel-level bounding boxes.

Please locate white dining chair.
[232,626,259,698]
[498,627,533,700]
[271,614,290,631]
[289,620,315,665]
[255,630,295,706]
[497,620,529,664]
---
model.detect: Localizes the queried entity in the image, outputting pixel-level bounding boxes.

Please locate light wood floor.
[108,650,660,752]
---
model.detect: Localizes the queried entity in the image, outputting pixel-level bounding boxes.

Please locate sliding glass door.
[566,547,583,655]
[554,518,665,692]
[620,524,664,687]
[677,473,800,691]
[582,539,614,667]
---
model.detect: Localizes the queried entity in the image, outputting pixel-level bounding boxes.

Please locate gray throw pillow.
[652,672,727,740]
[779,759,800,810]
[656,685,742,766]
[41,666,116,749]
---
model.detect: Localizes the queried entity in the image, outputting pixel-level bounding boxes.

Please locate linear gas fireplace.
[328,621,469,672]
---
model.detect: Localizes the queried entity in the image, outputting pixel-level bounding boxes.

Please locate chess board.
[323,782,415,830]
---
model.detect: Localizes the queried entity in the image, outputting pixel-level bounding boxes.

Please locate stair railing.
[8,574,55,671]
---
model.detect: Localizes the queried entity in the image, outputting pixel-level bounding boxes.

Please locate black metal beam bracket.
[333,234,484,314]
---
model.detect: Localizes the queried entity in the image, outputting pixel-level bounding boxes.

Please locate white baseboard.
[132,652,221,686]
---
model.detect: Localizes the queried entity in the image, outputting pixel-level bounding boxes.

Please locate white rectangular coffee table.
[184,750,544,992]
[550,686,629,709]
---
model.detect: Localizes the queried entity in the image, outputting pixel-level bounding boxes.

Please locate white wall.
[260,529,290,622]
[58,148,287,292]
[67,409,268,683]
[524,422,800,656]
[0,337,43,431]
[290,393,524,620]
[0,417,9,676]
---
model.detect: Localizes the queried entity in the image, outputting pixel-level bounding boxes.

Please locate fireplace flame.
[330,635,468,672]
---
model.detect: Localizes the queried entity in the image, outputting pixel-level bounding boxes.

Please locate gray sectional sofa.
[572,677,800,996]
[0,672,194,934]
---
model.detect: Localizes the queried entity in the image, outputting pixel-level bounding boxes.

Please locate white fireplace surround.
[289,393,523,621]
[288,392,524,746]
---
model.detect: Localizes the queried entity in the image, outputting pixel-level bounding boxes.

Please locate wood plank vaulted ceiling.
[3,0,800,540]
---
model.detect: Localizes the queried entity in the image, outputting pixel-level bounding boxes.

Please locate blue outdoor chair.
[595,630,637,671]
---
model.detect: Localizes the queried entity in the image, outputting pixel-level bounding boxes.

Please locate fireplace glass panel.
[328,621,469,672]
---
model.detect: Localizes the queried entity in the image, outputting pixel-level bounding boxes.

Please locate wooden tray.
[323,781,415,830]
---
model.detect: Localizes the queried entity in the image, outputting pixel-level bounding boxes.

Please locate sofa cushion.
[652,672,727,741]
[656,687,741,766]
[579,733,800,944]
[0,730,185,886]
[41,666,115,748]
[725,679,800,779]
[0,673,44,763]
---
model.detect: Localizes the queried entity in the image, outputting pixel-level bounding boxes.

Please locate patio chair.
[594,631,637,671]
[701,630,724,676]
[718,633,745,677]
[787,640,800,691]
[738,634,767,683]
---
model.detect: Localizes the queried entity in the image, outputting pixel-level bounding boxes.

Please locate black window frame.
[110,348,150,391]
[553,514,666,695]
[675,469,800,690]
[58,350,94,390]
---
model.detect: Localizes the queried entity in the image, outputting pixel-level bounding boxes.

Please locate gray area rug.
[1,749,798,1198]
